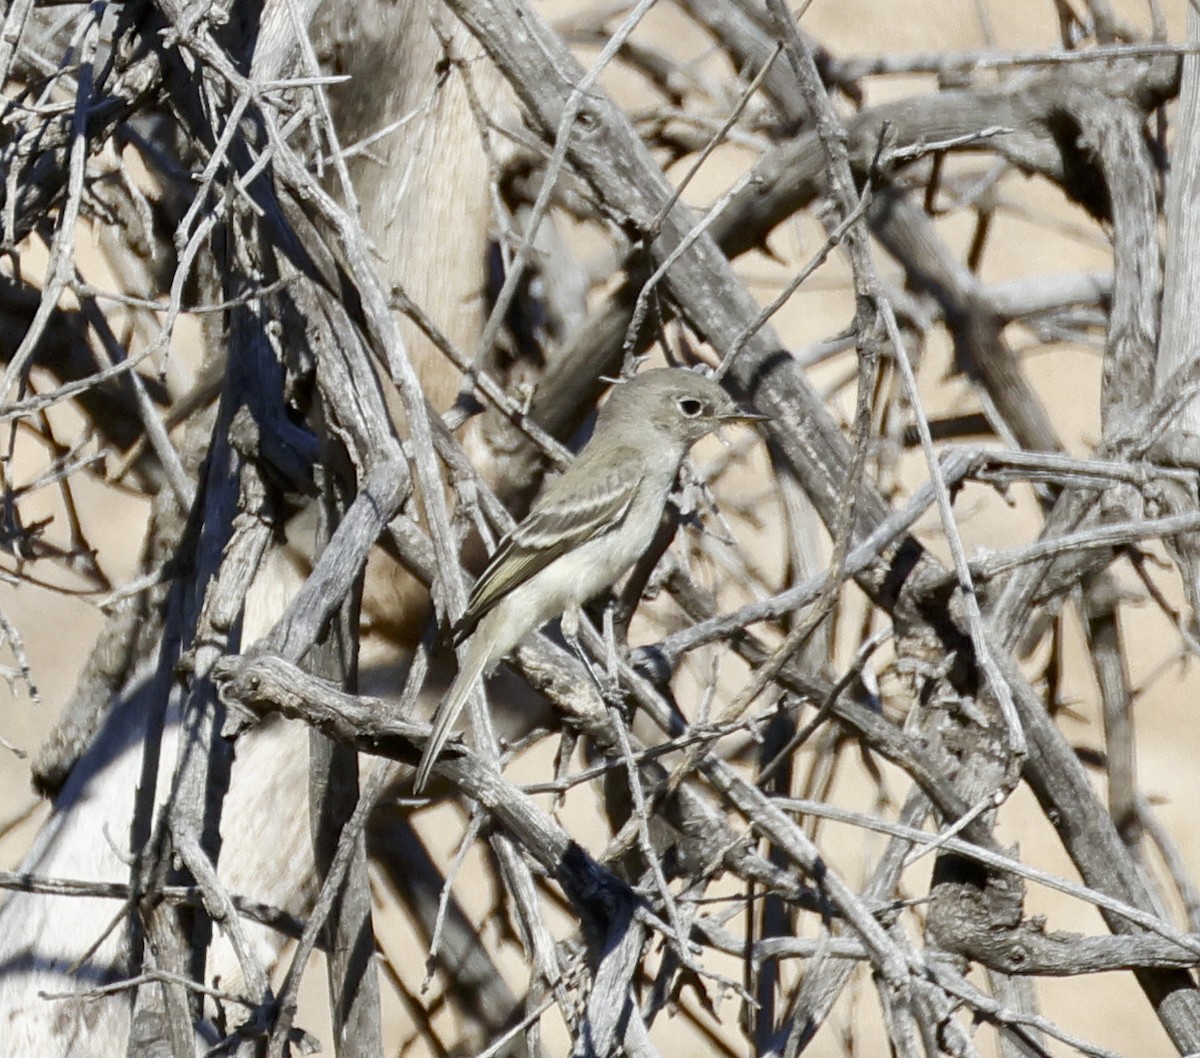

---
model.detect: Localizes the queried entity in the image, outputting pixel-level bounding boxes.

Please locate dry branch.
[0,2,1197,1057]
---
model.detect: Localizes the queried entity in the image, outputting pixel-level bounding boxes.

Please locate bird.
[413,367,768,791]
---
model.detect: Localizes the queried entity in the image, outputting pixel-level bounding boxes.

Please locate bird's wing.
[452,448,640,643]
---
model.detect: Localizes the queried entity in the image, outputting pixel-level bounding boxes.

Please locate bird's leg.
[561,604,604,690]
[600,603,623,700]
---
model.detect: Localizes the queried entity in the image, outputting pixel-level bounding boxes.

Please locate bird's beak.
[721,407,773,425]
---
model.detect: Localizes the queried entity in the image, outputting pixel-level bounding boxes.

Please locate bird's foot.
[562,606,623,702]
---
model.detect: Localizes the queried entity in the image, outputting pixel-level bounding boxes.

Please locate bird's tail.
[413,630,492,792]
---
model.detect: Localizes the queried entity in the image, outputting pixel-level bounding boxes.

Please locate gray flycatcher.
[414,367,768,791]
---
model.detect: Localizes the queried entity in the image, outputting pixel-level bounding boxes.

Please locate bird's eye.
[678,397,704,417]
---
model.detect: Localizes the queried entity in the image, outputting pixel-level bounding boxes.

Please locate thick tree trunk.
[0,1,493,1053]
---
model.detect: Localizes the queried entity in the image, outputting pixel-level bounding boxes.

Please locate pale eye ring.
[678,397,704,417]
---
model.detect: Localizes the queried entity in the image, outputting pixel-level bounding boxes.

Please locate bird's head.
[597,367,770,448]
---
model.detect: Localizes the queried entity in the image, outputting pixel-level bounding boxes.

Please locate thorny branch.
[0,1,1199,1057]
